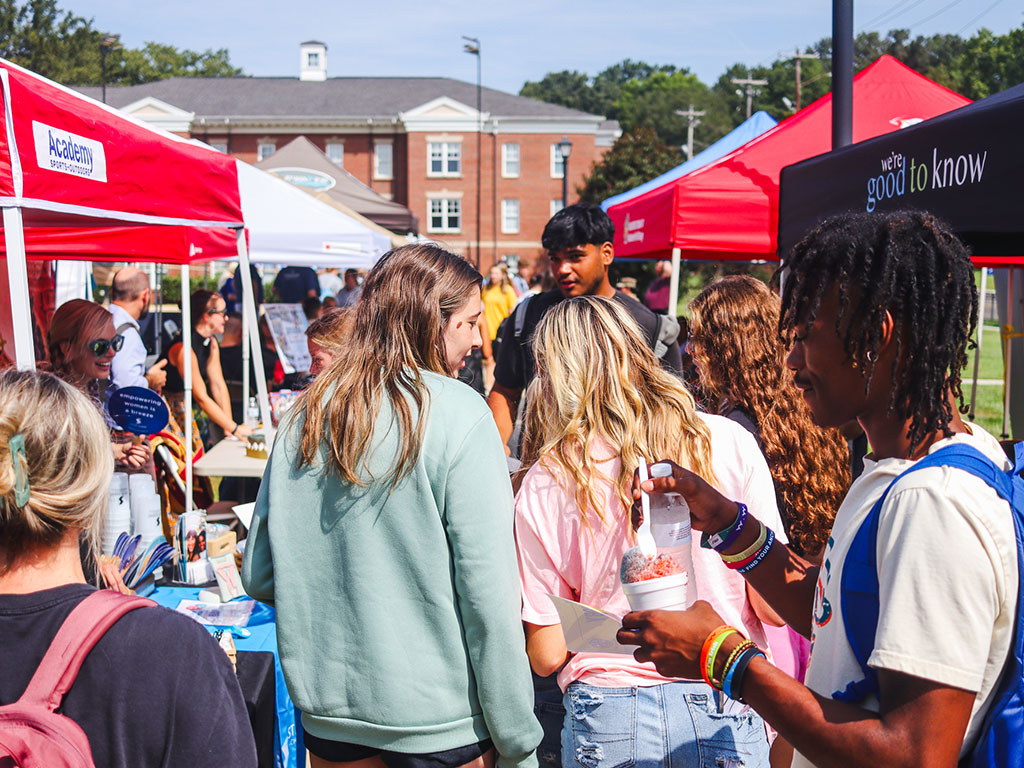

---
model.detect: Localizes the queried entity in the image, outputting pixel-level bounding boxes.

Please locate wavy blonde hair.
[522,296,715,529]
[295,244,481,487]
[0,369,112,576]
[689,275,849,559]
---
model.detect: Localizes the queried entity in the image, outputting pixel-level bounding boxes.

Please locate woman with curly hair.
[688,275,849,562]
[689,275,850,767]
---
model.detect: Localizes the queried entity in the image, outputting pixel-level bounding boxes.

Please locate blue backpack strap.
[834,443,1013,703]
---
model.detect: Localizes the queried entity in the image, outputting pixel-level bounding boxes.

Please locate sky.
[68,0,1023,93]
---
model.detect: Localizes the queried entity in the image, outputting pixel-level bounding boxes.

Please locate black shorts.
[303,729,492,768]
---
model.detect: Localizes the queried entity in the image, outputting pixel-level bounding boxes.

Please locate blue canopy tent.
[600,110,778,211]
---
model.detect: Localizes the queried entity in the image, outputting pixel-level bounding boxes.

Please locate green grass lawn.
[963,324,1010,438]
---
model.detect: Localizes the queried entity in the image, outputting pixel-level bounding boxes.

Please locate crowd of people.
[0,202,1019,768]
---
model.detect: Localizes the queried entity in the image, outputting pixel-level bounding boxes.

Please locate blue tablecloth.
[150,586,301,768]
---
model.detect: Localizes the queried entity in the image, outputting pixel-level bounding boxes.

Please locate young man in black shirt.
[488,202,682,456]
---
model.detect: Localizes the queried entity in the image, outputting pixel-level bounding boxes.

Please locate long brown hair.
[689,275,849,559]
[295,244,481,487]
[46,299,113,388]
[522,296,715,530]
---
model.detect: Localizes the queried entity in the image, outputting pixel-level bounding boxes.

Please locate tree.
[957,26,1024,99]
[519,70,600,114]
[577,126,682,204]
[0,0,242,86]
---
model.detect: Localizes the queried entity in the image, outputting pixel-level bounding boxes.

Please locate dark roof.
[72,77,601,121]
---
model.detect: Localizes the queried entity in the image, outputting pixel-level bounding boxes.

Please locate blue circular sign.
[107,386,170,435]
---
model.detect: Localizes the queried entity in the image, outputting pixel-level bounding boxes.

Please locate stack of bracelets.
[699,502,775,575]
[700,625,766,701]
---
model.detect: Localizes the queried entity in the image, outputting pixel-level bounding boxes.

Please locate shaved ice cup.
[621,571,691,611]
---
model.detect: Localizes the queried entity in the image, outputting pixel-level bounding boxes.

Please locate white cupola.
[300,41,327,82]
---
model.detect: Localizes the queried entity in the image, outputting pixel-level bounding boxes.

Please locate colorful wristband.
[736,528,775,575]
[701,502,747,551]
[721,520,766,563]
[724,647,765,701]
[718,639,756,687]
[701,626,738,689]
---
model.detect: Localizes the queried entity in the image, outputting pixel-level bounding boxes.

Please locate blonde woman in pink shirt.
[515,296,785,768]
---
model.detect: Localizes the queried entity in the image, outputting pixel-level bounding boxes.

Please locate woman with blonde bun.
[0,368,256,767]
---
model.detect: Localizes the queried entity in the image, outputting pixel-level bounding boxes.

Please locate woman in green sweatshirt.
[243,244,541,768]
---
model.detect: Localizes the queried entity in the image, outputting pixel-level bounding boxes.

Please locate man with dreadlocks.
[617,211,1016,767]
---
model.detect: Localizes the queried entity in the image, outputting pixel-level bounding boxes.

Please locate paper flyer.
[547,595,634,655]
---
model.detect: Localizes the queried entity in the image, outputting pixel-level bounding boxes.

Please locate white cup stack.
[103,473,132,556]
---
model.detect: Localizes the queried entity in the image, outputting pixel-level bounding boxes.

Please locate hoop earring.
[866,350,877,363]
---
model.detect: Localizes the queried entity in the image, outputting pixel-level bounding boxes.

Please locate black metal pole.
[562,155,568,209]
[832,0,853,149]
[475,52,482,269]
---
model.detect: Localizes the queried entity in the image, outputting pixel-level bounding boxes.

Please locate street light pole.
[557,136,572,209]
[99,35,119,104]
[463,36,482,268]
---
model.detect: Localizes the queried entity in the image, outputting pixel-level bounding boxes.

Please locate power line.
[956,0,1005,34]
[908,0,970,28]
[860,0,930,31]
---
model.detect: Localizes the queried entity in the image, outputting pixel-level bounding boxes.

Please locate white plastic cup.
[620,572,691,611]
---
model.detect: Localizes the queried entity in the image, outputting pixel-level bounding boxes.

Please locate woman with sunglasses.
[46,299,149,472]
[162,290,251,450]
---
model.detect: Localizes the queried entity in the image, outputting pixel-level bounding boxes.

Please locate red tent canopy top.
[607,56,971,262]
[0,57,243,263]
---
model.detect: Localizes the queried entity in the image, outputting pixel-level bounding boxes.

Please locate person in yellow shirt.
[482,264,518,390]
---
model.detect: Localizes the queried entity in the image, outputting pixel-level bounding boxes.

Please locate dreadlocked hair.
[779,210,977,455]
[690,276,849,559]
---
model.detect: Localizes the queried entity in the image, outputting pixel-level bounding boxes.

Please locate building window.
[307,51,320,68]
[257,142,276,161]
[501,199,520,234]
[551,144,569,178]
[326,141,344,167]
[428,141,461,177]
[502,143,520,178]
[551,199,565,217]
[374,141,393,179]
[208,142,228,154]
[428,198,461,233]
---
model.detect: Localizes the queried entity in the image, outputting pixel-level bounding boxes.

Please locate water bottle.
[246,397,260,428]
[648,462,696,604]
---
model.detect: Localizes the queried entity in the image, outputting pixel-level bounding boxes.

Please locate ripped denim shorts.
[562,680,769,768]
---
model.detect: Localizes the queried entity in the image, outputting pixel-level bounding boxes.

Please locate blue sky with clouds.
[68,0,1022,92]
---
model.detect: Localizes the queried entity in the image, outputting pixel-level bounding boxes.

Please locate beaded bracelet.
[723,646,766,701]
[701,627,738,689]
[701,503,748,551]
[736,528,775,575]
[718,639,756,687]
[720,521,766,564]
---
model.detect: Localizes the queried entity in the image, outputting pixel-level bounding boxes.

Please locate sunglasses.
[207,308,227,316]
[88,335,125,356]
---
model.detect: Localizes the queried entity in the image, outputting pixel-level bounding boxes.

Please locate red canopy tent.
[606,55,971,305]
[0,57,267,509]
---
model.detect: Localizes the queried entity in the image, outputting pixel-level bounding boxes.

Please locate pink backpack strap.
[19,590,154,711]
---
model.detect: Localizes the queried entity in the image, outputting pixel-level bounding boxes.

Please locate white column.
[969,267,987,418]
[181,266,193,515]
[3,207,34,370]
[235,230,272,430]
[667,247,682,316]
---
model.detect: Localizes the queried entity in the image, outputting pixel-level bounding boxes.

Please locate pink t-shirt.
[515,412,788,691]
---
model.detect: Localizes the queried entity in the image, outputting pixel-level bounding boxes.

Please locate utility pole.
[462,36,482,268]
[674,104,706,160]
[731,76,768,119]
[781,48,820,111]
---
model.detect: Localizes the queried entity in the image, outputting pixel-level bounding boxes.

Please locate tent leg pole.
[969,266,986,419]
[1002,269,1014,439]
[668,247,681,316]
[3,207,35,371]
[241,269,250,420]
[236,230,271,430]
[182,266,193,517]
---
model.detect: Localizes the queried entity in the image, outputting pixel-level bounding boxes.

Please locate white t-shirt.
[794,425,1016,768]
[516,412,788,690]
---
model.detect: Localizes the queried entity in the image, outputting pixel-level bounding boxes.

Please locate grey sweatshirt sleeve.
[444,414,542,768]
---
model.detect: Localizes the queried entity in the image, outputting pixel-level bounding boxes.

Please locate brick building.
[75,42,619,269]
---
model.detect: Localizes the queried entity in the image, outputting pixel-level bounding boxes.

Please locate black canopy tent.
[778,81,1024,439]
